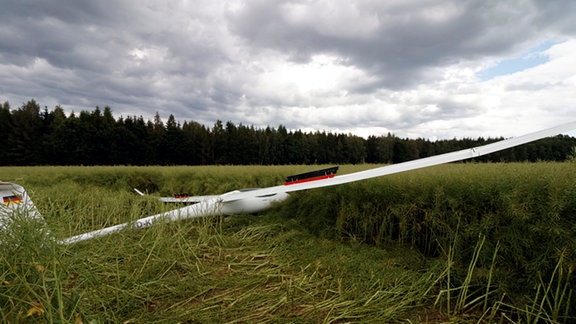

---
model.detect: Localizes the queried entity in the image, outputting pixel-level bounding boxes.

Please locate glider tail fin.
[0,182,46,239]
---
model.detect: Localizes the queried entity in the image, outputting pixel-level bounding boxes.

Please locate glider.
[1,121,576,245]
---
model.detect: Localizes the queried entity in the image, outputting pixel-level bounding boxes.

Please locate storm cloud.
[1,0,575,139]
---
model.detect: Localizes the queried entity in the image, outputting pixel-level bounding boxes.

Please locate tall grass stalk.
[483,240,500,313]
[455,235,485,311]
[499,251,574,323]
[435,233,504,320]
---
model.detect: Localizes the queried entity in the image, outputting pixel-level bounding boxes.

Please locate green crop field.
[1,164,575,323]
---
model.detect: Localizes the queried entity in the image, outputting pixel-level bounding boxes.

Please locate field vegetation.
[1,164,575,322]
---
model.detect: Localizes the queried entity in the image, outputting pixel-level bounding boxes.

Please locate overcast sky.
[1,0,576,139]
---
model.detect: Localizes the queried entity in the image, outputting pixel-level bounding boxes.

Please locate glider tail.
[0,181,48,240]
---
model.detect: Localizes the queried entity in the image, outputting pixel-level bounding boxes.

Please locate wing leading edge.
[221,121,576,202]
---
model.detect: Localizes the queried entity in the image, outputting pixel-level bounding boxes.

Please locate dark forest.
[2,100,575,166]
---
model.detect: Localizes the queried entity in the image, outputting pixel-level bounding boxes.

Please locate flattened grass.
[1,211,438,322]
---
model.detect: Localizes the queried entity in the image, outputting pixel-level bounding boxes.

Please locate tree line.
[1,100,575,166]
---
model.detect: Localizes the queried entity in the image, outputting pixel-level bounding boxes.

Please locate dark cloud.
[0,0,574,138]
[228,0,574,90]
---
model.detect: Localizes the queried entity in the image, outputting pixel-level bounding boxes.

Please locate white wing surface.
[60,198,223,244]
[221,121,576,202]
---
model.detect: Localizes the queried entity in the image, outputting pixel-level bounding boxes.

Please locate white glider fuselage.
[159,189,290,215]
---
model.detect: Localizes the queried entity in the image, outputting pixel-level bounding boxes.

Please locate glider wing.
[220,121,576,202]
[59,198,223,244]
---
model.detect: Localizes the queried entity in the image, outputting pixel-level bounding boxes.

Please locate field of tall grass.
[1,164,575,322]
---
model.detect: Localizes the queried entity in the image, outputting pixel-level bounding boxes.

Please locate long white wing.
[59,198,223,244]
[221,121,576,202]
